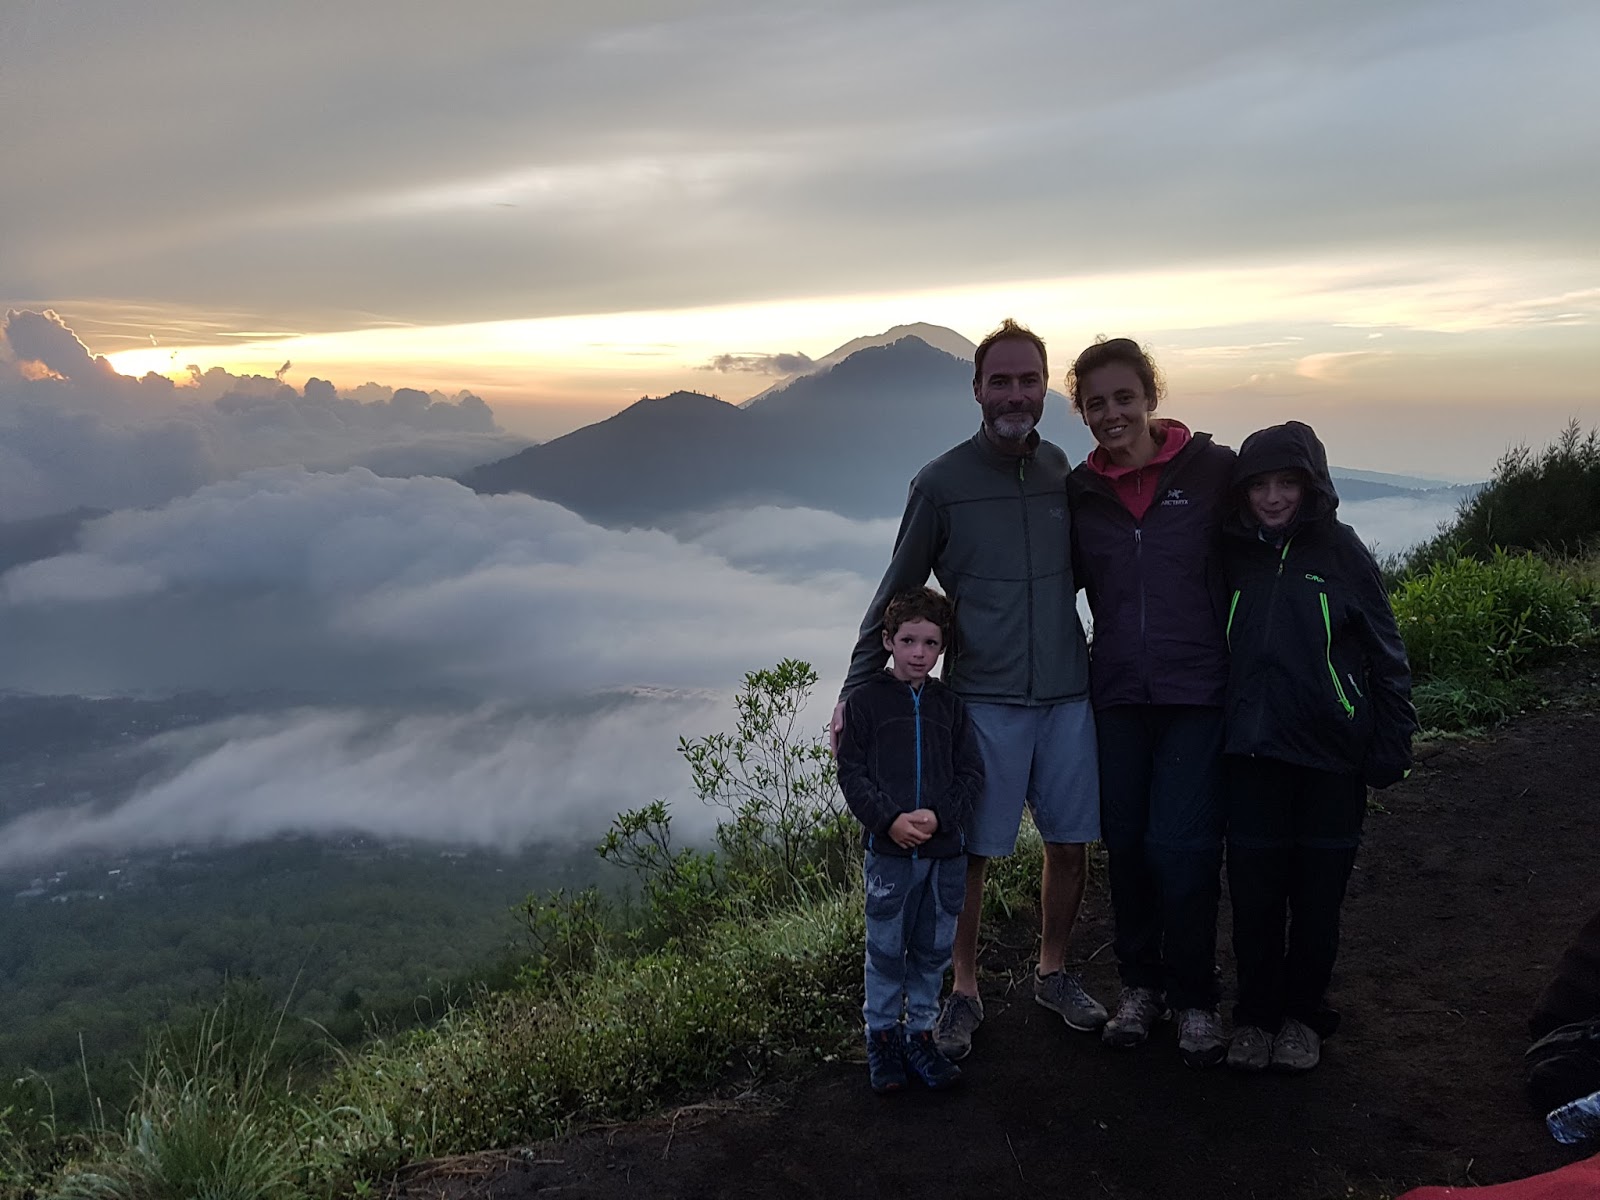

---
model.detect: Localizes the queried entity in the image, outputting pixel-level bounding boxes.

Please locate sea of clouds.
[0,309,524,518]
[0,311,1463,868]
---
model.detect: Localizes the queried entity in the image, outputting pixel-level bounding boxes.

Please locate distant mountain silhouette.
[739,323,980,407]
[464,334,1096,523]
[463,331,1466,525]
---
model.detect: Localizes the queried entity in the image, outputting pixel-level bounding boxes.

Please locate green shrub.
[1393,549,1590,682]
[1392,548,1591,730]
[1396,422,1600,579]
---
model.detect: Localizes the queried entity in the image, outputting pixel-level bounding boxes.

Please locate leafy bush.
[1392,548,1591,729]
[683,658,857,904]
[1396,422,1600,578]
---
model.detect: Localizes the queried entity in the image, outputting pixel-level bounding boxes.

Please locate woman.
[1065,337,1235,1068]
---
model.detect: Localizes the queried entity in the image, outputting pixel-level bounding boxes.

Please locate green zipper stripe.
[1319,592,1356,719]
[1226,590,1240,649]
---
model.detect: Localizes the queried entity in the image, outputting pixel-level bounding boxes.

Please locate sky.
[3,0,1598,477]
[0,0,1589,862]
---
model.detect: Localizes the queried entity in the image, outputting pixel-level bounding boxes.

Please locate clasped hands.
[888,808,939,849]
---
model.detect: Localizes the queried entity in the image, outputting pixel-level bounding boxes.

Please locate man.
[831,318,1104,1060]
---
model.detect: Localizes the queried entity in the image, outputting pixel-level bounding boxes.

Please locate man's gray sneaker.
[1034,969,1109,1032]
[1226,1024,1273,1072]
[1270,1017,1322,1071]
[934,992,984,1061]
[1102,985,1165,1048]
[1176,1008,1227,1068]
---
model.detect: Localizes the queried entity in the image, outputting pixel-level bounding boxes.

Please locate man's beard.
[990,413,1036,441]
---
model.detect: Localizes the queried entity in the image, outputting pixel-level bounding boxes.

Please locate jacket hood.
[1230,420,1339,530]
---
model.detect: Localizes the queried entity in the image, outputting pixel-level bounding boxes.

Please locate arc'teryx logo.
[1160,488,1189,507]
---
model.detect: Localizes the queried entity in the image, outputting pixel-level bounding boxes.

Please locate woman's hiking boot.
[1177,1008,1227,1068]
[934,992,984,1060]
[1035,968,1109,1032]
[902,1029,962,1089]
[1226,1024,1273,1072]
[1271,1017,1322,1071]
[866,1028,907,1093]
[1102,986,1166,1048]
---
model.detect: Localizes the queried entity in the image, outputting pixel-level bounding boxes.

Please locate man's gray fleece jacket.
[842,429,1091,706]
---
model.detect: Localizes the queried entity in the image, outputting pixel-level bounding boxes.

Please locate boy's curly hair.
[882,586,954,644]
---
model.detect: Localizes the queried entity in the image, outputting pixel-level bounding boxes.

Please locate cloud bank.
[0,310,523,519]
[6,1,1596,336]
[0,448,1460,867]
[0,698,730,870]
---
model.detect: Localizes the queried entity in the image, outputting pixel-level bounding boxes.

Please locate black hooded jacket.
[836,672,984,858]
[1222,422,1417,786]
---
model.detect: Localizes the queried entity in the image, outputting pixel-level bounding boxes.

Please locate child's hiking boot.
[1226,1024,1273,1072]
[1177,1008,1227,1068]
[866,1028,907,1093]
[1035,968,1109,1032]
[934,992,984,1061]
[1102,986,1165,1048]
[902,1029,962,1089]
[1270,1017,1322,1071]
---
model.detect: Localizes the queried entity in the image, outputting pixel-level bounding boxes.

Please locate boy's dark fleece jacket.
[1222,421,1417,786]
[836,672,984,858]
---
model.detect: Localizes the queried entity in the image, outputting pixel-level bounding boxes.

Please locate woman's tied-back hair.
[973,318,1048,389]
[882,586,955,645]
[1064,336,1165,415]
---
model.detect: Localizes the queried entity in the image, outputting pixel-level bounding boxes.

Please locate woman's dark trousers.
[1226,755,1366,1036]
[1097,705,1225,1011]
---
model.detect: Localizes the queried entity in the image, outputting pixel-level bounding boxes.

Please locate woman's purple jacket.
[1066,433,1237,711]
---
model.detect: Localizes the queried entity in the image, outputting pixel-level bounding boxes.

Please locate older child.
[1221,421,1416,1072]
[836,586,985,1093]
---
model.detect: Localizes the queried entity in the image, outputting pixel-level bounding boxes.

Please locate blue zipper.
[910,683,923,859]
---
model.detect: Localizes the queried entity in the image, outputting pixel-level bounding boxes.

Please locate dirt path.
[403,702,1600,1200]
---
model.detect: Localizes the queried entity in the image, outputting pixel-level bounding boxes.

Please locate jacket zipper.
[910,683,923,858]
[1018,458,1035,703]
[1319,593,1357,719]
[1226,590,1240,649]
[1249,537,1295,746]
[1134,526,1147,700]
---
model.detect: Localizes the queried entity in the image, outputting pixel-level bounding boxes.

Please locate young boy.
[1220,421,1417,1073]
[836,586,985,1093]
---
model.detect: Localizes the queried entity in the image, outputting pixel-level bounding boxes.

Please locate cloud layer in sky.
[0,460,1456,865]
[0,470,876,866]
[0,310,522,518]
[4,0,1596,339]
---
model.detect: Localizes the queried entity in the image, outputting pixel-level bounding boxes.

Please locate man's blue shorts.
[964,698,1100,857]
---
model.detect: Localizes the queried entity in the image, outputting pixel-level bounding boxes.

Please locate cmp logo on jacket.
[1159,488,1190,507]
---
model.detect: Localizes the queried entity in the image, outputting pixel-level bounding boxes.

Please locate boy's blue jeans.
[863,850,967,1033]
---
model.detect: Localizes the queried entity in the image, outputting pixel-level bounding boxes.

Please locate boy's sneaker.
[1177,1008,1227,1068]
[902,1029,962,1089]
[1102,986,1166,1048]
[1271,1017,1322,1071]
[934,992,984,1061]
[1226,1024,1273,1072]
[865,1029,907,1093]
[1035,969,1109,1032]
